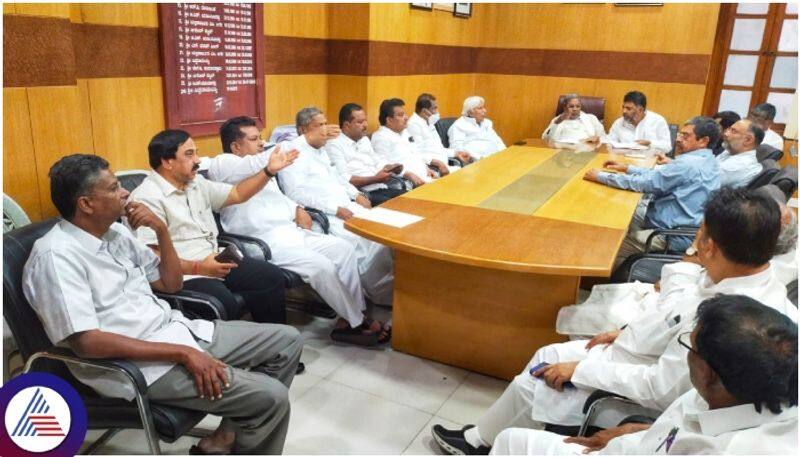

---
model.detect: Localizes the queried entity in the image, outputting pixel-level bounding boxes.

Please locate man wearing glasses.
[491,295,798,454]
[432,187,797,455]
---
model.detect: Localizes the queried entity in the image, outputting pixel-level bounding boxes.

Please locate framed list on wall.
[159,3,265,136]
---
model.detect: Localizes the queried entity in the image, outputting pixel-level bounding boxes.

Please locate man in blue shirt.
[584,116,721,267]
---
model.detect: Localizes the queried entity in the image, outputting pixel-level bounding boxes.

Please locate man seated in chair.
[406,93,474,167]
[449,95,507,159]
[749,102,784,151]
[431,187,796,455]
[371,98,440,186]
[584,116,721,267]
[129,129,296,324]
[204,116,390,346]
[541,94,605,144]
[278,107,395,308]
[491,295,798,455]
[716,118,764,188]
[325,103,407,206]
[607,91,672,152]
[23,154,303,454]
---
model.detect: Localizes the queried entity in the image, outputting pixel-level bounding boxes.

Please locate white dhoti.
[490,428,588,455]
[556,282,658,337]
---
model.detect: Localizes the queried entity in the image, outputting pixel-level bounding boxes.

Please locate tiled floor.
[78,307,508,454]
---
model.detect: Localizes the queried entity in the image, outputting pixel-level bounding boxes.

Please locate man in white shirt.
[407,93,474,167]
[279,107,395,307]
[607,91,672,152]
[205,116,390,346]
[750,102,785,151]
[371,98,438,186]
[432,187,796,455]
[755,185,798,285]
[24,154,302,454]
[716,118,764,188]
[326,103,406,206]
[542,94,605,144]
[130,129,298,325]
[491,294,798,455]
[448,95,507,159]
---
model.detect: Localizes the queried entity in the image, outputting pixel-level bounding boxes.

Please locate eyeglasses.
[678,331,700,356]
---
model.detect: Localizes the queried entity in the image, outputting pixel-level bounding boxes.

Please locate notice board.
[159,3,265,136]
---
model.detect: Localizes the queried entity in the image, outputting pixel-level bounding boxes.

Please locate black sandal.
[330,322,380,346]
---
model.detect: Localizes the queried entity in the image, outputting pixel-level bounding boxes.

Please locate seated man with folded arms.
[130,130,296,324]
[449,95,507,159]
[24,154,302,455]
[204,116,389,346]
[326,103,406,206]
[584,116,721,267]
[607,91,672,152]
[541,94,605,144]
[371,98,438,186]
[492,294,798,455]
[279,107,395,307]
[407,92,474,168]
[716,118,764,188]
[432,187,796,455]
[750,102,785,151]
[711,110,741,156]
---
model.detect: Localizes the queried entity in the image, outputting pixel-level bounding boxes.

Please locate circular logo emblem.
[0,372,86,456]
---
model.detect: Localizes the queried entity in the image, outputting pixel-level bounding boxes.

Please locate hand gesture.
[635,139,651,147]
[295,207,313,230]
[266,145,299,174]
[532,361,579,391]
[125,202,166,233]
[375,169,393,183]
[563,425,646,453]
[584,135,600,144]
[199,253,237,278]
[180,347,229,400]
[324,124,342,140]
[585,330,621,350]
[431,159,450,176]
[654,153,672,165]
[583,169,601,183]
[336,206,354,221]
[602,160,627,172]
[455,151,474,164]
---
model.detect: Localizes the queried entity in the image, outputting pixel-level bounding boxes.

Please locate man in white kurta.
[432,188,796,454]
[278,107,394,306]
[491,295,798,455]
[407,93,474,168]
[542,95,606,143]
[716,119,763,188]
[371,98,437,186]
[606,91,672,152]
[448,96,506,159]
[750,102,785,151]
[201,117,382,343]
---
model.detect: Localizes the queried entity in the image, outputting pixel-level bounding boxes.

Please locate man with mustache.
[129,129,298,325]
[542,94,605,144]
[607,91,672,152]
[715,118,764,188]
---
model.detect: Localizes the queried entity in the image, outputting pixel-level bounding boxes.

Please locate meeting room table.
[346,138,657,380]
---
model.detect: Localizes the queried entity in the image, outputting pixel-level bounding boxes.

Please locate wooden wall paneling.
[328,4,370,40]
[69,4,82,23]
[263,3,328,38]
[13,3,70,18]
[26,84,95,218]
[264,75,328,136]
[4,4,16,15]
[3,88,43,221]
[86,77,165,172]
[194,136,224,158]
[78,3,158,27]
[327,75,369,123]
[369,3,483,47]
[479,3,719,54]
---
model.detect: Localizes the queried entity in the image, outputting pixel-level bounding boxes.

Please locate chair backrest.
[788,279,798,307]
[756,144,783,163]
[668,124,679,155]
[555,95,606,122]
[746,159,781,190]
[770,165,798,200]
[3,193,31,234]
[269,124,298,144]
[3,219,61,361]
[115,169,150,193]
[435,117,458,148]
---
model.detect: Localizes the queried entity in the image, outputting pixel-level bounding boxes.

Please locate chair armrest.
[645,229,697,254]
[156,290,227,320]
[218,233,271,261]
[449,157,466,167]
[304,207,330,234]
[25,347,149,395]
[386,176,414,191]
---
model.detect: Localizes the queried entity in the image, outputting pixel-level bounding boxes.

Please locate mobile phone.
[215,245,243,265]
[529,362,575,388]
[388,164,404,174]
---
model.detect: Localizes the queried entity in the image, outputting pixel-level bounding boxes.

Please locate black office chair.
[4,219,207,455]
[554,95,606,123]
[643,226,699,256]
[434,117,458,149]
[788,279,798,307]
[756,144,784,163]
[578,390,660,437]
[746,159,781,190]
[611,252,682,284]
[770,166,798,200]
[668,124,679,156]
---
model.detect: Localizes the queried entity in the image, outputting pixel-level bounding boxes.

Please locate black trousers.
[366,187,406,206]
[183,257,286,324]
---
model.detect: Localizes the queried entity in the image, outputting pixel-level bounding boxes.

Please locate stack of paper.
[609,141,648,150]
[352,207,424,228]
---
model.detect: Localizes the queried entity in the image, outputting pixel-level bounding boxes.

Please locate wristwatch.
[263,166,276,178]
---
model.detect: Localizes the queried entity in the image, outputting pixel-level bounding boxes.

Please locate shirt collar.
[463,116,480,127]
[379,125,402,137]
[59,219,114,254]
[683,391,798,436]
[149,169,197,196]
[699,264,774,295]
[674,148,713,162]
[409,113,426,126]
[338,133,357,147]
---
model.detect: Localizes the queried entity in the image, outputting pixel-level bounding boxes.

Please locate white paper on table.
[553,138,579,145]
[789,197,798,209]
[352,207,424,228]
[624,152,647,159]
[609,141,648,150]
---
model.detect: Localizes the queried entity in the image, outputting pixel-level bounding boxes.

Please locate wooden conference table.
[345,139,655,380]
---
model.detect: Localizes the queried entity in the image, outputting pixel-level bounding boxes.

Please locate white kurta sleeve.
[590,115,607,139]
[607,118,624,143]
[491,123,507,151]
[324,141,352,182]
[278,158,346,215]
[651,117,673,153]
[370,133,395,164]
[448,120,468,153]
[542,117,559,140]
[205,149,271,184]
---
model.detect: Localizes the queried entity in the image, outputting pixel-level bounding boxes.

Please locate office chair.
[611,252,682,284]
[770,166,798,200]
[434,117,458,148]
[668,124,679,156]
[4,219,207,455]
[554,95,606,123]
[746,159,781,190]
[756,144,783,163]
